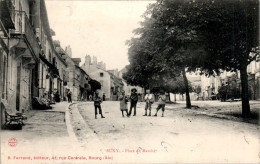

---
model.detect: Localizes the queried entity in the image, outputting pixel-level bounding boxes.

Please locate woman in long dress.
[119,90,128,117]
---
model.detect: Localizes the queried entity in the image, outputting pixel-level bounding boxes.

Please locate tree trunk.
[174,93,177,102]
[168,91,171,102]
[182,67,191,108]
[240,66,251,118]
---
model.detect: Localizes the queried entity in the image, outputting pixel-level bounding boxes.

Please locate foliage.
[193,85,202,99]
[150,76,192,94]
[218,74,241,101]
[189,0,259,117]
[124,0,259,115]
[124,0,195,108]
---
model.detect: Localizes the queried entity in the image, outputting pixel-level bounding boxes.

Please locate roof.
[108,72,123,86]
[75,65,90,78]
[72,58,81,62]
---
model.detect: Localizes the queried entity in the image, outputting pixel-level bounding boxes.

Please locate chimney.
[65,45,72,58]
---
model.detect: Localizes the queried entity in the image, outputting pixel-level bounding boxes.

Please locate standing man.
[143,89,155,116]
[154,90,167,117]
[67,89,72,103]
[103,93,106,101]
[128,88,138,116]
[93,90,105,119]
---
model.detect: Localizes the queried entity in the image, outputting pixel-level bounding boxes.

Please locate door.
[16,64,21,111]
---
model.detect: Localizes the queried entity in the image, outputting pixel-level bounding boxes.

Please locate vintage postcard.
[0,0,259,163]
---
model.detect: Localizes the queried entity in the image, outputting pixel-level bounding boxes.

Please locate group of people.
[93,88,167,119]
[66,89,106,103]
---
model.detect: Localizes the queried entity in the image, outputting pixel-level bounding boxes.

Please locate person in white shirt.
[143,89,155,116]
[154,90,167,117]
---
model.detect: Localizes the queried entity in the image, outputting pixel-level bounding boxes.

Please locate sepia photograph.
[0,0,259,163]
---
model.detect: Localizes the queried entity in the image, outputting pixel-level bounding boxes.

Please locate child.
[154,90,167,117]
[93,90,105,119]
[143,89,155,116]
[119,90,128,117]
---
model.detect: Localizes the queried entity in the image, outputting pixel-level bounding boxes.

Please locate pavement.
[1,102,83,164]
[1,100,260,164]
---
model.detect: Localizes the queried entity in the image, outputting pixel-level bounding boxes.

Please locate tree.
[147,0,259,117]
[125,0,258,115]
[124,1,196,108]
[188,0,259,117]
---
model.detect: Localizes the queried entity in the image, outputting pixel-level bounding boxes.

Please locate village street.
[72,101,260,163]
[1,101,260,164]
[1,1,260,164]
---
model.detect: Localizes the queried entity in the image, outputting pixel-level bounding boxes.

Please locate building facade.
[7,0,40,113]
[0,0,70,128]
[57,46,92,101]
[0,0,15,125]
[81,55,123,100]
[81,55,106,74]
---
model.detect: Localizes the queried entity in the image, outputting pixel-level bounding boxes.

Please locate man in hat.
[143,89,155,116]
[93,90,105,119]
[128,88,138,116]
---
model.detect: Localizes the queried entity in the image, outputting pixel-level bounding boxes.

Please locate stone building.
[81,55,106,74]
[89,69,110,99]
[56,46,91,101]
[0,0,15,126]
[88,68,123,100]
[6,0,41,113]
[0,0,70,129]
[108,69,119,77]
[36,1,68,102]
[219,58,260,101]
[81,55,124,100]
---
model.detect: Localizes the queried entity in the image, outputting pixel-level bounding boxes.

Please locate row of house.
[0,0,98,127]
[184,58,260,101]
[81,55,144,100]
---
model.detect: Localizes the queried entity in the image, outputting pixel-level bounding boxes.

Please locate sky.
[45,0,152,70]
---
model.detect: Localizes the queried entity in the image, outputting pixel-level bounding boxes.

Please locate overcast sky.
[45,1,152,70]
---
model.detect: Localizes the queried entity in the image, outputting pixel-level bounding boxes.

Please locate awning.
[39,55,59,77]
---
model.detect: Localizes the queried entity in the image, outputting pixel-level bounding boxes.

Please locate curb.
[65,103,81,148]
[74,103,105,148]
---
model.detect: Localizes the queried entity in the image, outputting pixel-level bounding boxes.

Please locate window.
[100,72,104,77]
